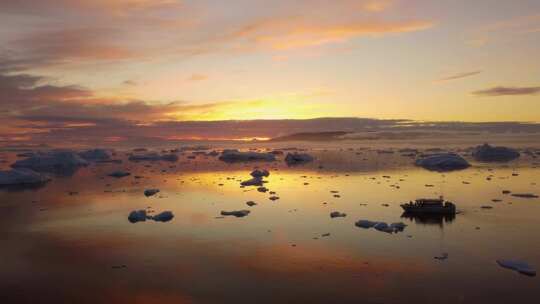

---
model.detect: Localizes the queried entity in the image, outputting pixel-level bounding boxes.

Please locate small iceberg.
[250,169,270,178]
[241,177,264,186]
[128,210,147,223]
[150,211,174,222]
[78,149,111,161]
[496,259,536,276]
[221,210,251,217]
[415,153,470,172]
[11,150,88,175]
[219,150,276,162]
[0,168,50,186]
[355,220,407,234]
[128,210,174,223]
[355,220,377,229]
[285,153,314,165]
[108,171,131,178]
[144,189,160,197]
[330,211,347,218]
[473,144,520,162]
[511,193,539,199]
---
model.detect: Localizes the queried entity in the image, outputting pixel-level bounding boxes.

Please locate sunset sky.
[1,0,540,143]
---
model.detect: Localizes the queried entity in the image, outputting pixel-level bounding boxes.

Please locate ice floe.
[355,220,407,233]
[221,210,251,217]
[128,209,174,223]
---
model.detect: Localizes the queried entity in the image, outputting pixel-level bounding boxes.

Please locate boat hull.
[400,205,456,215]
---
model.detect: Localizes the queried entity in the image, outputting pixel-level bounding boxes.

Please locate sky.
[1,0,540,143]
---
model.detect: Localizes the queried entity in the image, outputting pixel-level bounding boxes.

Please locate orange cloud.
[361,0,394,12]
[186,74,208,82]
[233,19,433,50]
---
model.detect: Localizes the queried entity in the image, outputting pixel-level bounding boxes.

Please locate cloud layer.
[473,86,540,97]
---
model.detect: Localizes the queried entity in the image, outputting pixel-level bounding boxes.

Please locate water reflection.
[401,212,456,228]
[1,146,540,303]
[0,182,49,192]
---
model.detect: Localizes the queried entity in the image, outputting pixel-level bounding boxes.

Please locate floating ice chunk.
[0,168,50,186]
[415,153,470,172]
[250,169,270,178]
[355,220,407,233]
[246,201,257,207]
[11,150,88,174]
[206,150,220,157]
[330,211,347,218]
[373,222,393,233]
[144,189,160,197]
[219,150,276,162]
[241,177,264,186]
[390,222,407,232]
[160,154,179,162]
[496,259,536,276]
[473,144,520,162]
[78,149,111,161]
[221,210,251,217]
[355,220,377,229]
[128,210,147,223]
[434,253,449,260]
[511,193,539,198]
[151,211,174,222]
[108,171,131,178]
[285,153,314,165]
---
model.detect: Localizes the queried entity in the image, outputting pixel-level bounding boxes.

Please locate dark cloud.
[123,80,137,86]
[2,65,540,147]
[0,72,91,109]
[437,70,482,82]
[473,86,540,96]
[14,28,139,63]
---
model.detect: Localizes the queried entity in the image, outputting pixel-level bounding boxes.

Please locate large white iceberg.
[11,150,88,174]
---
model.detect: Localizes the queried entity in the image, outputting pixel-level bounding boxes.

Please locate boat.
[400,197,456,215]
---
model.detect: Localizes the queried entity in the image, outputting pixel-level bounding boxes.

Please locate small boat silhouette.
[400,197,456,215]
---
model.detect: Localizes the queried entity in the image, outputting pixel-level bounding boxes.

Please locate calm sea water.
[1,147,539,303]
